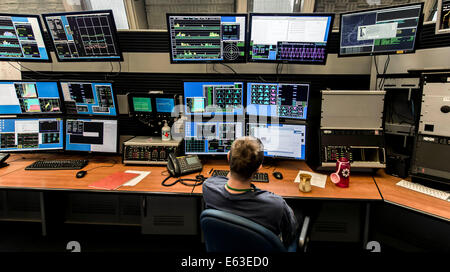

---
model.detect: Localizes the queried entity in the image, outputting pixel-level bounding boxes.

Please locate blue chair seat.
[200,209,297,252]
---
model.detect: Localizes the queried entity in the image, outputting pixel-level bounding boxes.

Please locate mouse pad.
[89,172,140,190]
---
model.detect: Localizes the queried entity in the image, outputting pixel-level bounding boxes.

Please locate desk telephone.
[167,153,203,177]
[0,153,10,168]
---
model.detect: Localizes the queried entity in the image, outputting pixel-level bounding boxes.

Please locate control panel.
[123,136,182,165]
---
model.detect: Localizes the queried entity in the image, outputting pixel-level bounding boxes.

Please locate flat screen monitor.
[0,118,63,152]
[339,3,423,56]
[60,81,117,116]
[436,0,450,34]
[128,93,176,117]
[167,14,247,63]
[0,81,62,115]
[248,13,334,64]
[184,121,244,155]
[247,123,306,160]
[0,13,51,62]
[184,81,244,115]
[246,82,309,120]
[65,118,118,153]
[42,10,123,62]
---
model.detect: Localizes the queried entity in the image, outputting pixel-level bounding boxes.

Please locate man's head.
[228,136,264,181]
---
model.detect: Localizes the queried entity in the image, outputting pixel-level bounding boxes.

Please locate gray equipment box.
[321,91,386,130]
[123,136,182,165]
[418,82,450,137]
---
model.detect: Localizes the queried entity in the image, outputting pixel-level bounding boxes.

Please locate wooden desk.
[373,170,450,221]
[196,160,382,201]
[0,154,382,201]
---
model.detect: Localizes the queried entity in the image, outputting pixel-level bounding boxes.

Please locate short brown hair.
[229,136,264,180]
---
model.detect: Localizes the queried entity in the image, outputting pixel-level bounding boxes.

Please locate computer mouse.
[273,172,283,180]
[76,170,87,179]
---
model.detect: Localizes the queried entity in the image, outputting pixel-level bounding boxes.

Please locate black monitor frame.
[0,116,64,153]
[0,80,65,116]
[247,13,335,65]
[245,81,311,121]
[128,93,178,118]
[166,13,248,64]
[63,117,119,154]
[246,121,308,161]
[59,80,118,117]
[183,80,245,117]
[0,13,52,62]
[184,120,245,156]
[42,10,123,62]
[338,2,424,58]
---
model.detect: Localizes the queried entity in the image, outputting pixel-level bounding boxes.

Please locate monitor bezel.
[42,10,124,62]
[247,12,335,65]
[183,80,246,116]
[245,81,311,121]
[0,13,52,63]
[0,79,65,116]
[128,93,178,117]
[64,117,119,154]
[246,122,307,161]
[435,0,450,35]
[338,2,424,58]
[184,120,245,156]
[166,13,249,64]
[0,117,64,153]
[58,80,118,117]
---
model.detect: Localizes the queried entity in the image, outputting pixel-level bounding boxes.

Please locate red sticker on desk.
[89,172,140,190]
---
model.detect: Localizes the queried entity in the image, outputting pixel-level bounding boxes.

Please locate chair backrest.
[200,209,287,252]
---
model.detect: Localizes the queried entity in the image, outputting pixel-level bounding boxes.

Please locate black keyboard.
[211,170,269,183]
[25,160,89,170]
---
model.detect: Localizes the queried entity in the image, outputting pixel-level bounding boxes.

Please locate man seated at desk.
[202,136,301,247]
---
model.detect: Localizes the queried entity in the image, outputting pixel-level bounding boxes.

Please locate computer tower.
[411,74,450,185]
[318,90,386,171]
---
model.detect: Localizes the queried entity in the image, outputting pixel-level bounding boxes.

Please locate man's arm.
[280,200,301,248]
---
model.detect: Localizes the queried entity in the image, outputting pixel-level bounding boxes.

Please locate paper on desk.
[294,170,327,189]
[123,170,151,186]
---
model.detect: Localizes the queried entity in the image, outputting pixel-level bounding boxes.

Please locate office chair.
[200,209,310,252]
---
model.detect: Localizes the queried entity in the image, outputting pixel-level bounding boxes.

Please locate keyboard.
[211,170,269,183]
[396,180,450,201]
[25,160,89,170]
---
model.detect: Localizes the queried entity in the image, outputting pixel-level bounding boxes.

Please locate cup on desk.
[299,173,312,193]
[330,158,351,188]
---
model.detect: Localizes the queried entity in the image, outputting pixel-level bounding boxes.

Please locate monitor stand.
[0,162,9,169]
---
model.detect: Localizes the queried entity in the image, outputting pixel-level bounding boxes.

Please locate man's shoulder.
[203,176,227,190]
[253,188,286,206]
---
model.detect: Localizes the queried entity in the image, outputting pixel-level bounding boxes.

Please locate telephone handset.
[167,153,203,177]
[0,153,10,168]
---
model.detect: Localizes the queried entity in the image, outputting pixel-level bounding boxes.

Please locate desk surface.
[373,170,450,221]
[0,154,382,201]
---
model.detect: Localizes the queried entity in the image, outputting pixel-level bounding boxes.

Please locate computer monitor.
[247,123,306,160]
[42,10,123,62]
[0,13,51,62]
[0,118,63,152]
[246,82,309,120]
[0,81,62,115]
[59,81,117,116]
[185,121,244,155]
[128,93,176,117]
[184,81,244,115]
[248,13,334,64]
[339,3,423,56]
[167,14,247,63]
[436,0,450,34]
[65,118,118,153]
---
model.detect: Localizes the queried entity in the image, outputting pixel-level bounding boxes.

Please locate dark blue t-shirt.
[202,176,299,247]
